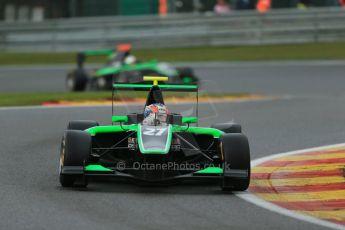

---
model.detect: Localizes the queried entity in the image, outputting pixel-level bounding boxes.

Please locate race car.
[59,76,250,191]
[66,44,198,91]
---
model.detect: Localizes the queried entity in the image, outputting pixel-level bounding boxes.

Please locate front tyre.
[220,133,250,191]
[67,120,99,131]
[59,130,91,187]
[96,75,113,90]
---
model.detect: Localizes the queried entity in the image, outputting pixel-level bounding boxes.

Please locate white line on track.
[236,143,345,230]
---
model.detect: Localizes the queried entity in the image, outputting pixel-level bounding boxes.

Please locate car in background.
[66,44,199,91]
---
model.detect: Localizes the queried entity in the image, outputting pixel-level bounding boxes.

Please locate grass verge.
[0,91,250,107]
[1,42,345,65]
[0,92,111,107]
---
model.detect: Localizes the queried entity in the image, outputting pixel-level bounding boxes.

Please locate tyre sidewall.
[62,130,92,167]
[221,133,251,190]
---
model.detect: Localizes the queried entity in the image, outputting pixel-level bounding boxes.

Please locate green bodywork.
[195,167,223,174]
[84,49,114,57]
[86,123,223,140]
[84,164,223,174]
[182,117,198,124]
[96,60,178,78]
[85,164,113,172]
[137,124,173,154]
[86,124,138,136]
[172,126,224,138]
[112,115,129,123]
[82,49,180,78]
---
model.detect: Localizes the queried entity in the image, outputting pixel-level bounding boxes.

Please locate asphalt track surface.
[0,62,345,230]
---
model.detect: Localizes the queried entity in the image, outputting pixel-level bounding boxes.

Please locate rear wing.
[114,77,198,92]
[113,83,198,92]
[77,49,114,68]
[77,44,132,68]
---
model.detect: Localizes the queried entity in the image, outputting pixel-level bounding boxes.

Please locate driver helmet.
[124,55,136,65]
[143,103,169,126]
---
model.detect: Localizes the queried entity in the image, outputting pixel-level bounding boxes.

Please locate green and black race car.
[59,76,250,191]
[66,44,198,91]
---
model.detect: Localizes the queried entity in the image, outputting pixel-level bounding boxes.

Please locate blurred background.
[1,0,345,52]
[0,0,343,20]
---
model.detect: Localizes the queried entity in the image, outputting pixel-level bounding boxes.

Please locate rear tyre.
[211,123,242,133]
[59,130,91,187]
[96,75,113,90]
[177,67,198,84]
[67,120,99,131]
[220,133,250,191]
[66,69,89,91]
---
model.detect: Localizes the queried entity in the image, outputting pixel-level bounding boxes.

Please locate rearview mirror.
[182,117,198,124]
[112,116,128,123]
